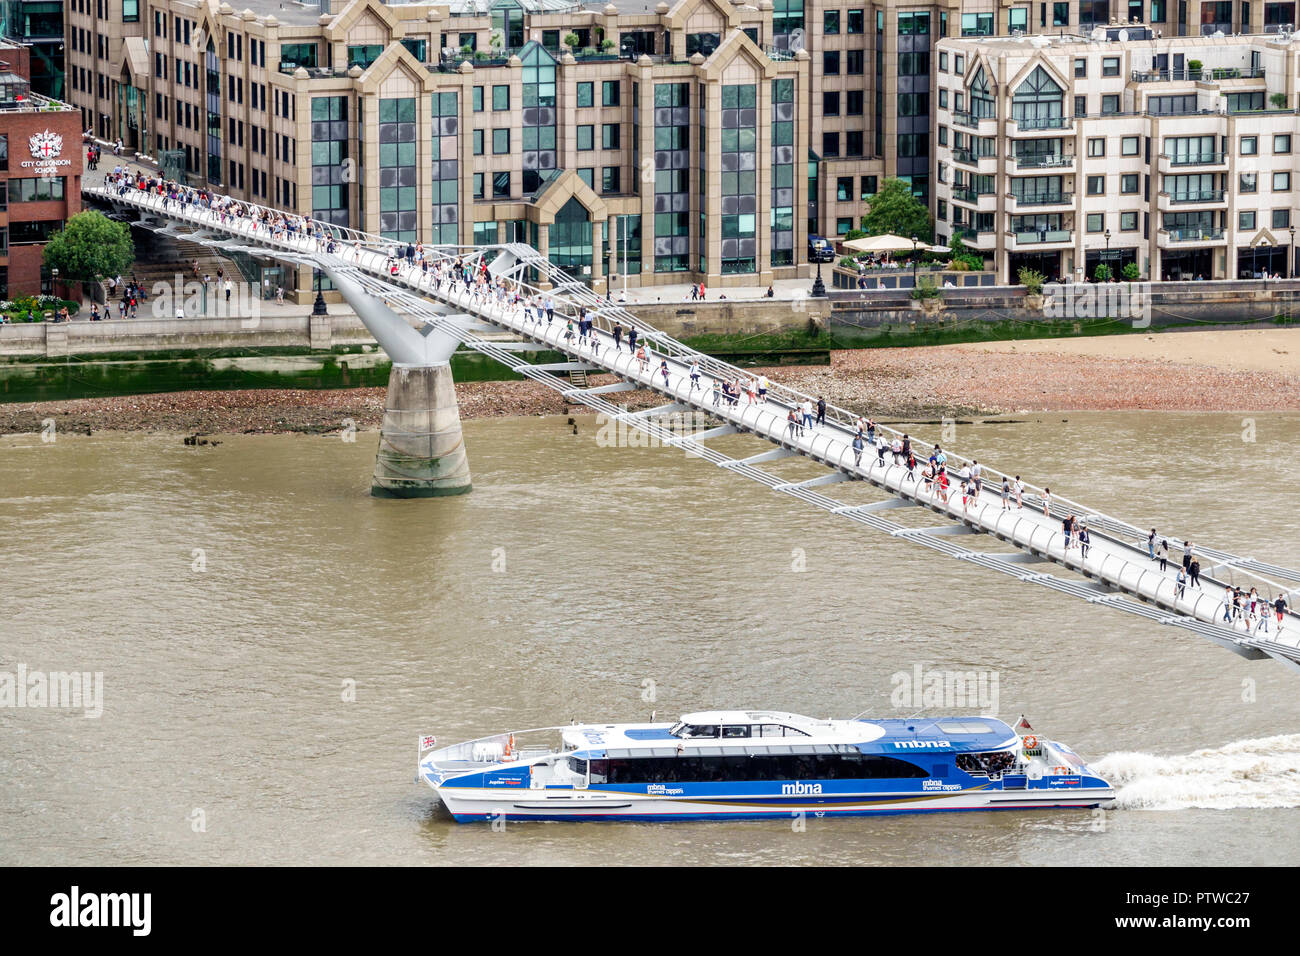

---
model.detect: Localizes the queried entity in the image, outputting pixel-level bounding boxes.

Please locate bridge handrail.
[88,175,1300,600]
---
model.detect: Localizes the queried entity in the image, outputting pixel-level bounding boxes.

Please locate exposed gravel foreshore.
[3,333,1299,435]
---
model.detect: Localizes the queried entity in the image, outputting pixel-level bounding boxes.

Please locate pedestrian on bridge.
[1001,477,1011,511]
[1042,488,1052,516]
[1079,524,1090,560]
[1158,539,1169,571]
[689,361,701,391]
[786,407,801,439]
[852,434,865,467]
[1275,595,1287,632]
[546,297,556,324]
[1189,558,1202,589]
[660,360,671,389]
[801,400,814,432]
[613,322,623,351]
[1176,567,1188,599]
[1148,529,1157,559]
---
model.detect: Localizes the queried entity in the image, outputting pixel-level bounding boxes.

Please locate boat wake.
[1094,734,1300,810]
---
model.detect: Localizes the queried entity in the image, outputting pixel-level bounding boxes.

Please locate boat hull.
[433,784,1115,822]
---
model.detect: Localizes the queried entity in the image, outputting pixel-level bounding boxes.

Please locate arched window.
[1012,65,1064,129]
[549,196,592,275]
[968,66,995,119]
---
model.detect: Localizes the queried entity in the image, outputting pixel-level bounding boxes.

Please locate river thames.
[2,411,1299,864]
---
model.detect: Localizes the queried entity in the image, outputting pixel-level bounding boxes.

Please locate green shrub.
[910,277,941,300]
[1121,262,1141,281]
[1018,267,1045,295]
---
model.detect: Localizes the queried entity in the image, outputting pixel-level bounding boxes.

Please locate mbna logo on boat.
[782,782,823,795]
[889,664,998,716]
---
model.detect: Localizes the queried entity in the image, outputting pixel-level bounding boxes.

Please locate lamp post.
[911,235,919,286]
[1290,225,1295,280]
[811,257,826,297]
[313,267,328,316]
[1104,228,1112,280]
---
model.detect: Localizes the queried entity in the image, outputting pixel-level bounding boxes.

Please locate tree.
[42,210,134,284]
[861,178,933,243]
[948,233,984,271]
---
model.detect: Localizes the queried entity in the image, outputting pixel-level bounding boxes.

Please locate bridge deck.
[86,180,1300,672]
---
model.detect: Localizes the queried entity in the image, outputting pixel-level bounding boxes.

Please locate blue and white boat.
[417,711,1113,822]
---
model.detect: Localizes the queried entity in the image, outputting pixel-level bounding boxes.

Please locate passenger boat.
[416,711,1114,822]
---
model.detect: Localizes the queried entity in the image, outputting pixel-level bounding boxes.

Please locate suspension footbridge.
[86,177,1300,673]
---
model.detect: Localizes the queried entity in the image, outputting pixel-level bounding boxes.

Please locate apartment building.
[935,30,1300,282]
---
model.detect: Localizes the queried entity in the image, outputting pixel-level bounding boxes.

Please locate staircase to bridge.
[84,177,1300,673]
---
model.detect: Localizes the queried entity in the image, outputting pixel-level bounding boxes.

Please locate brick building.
[0,39,83,300]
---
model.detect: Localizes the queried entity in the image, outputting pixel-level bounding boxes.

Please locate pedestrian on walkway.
[1176,567,1188,599]
[1189,558,1202,588]
[1079,523,1090,560]
[816,396,826,427]
[1042,487,1051,516]
[1148,529,1157,560]
[1001,477,1011,511]
[801,400,813,432]
[852,433,864,466]
[1014,475,1024,509]
[1275,594,1288,632]
[660,359,671,388]
[1158,539,1169,572]
[613,321,623,351]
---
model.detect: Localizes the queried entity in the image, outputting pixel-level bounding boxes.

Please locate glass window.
[1088,138,1106,157]
[825,10,840,33]
[1102,57,1120,76]
[602,123,620,149]
[493,128,510,154]
[603,80,620,106]
[824,51,840,74]
[493,85,509,110]
[1241,172,1257,193]
[1121,211,1139,230]
[473,87,484,112]
[1276,134,1292,154]
[1240,210,1256,230]
[577,82,593,107]
[847,8,865,32]
[1122,136,1139,156]
[1274,171,1291,191]
[1274,208,1291,228]
[1087,175,1105,195]
[1121,174,1138,193]
[1074,58,1087,77]
[473,129,484,154]
[1087,212,1104,232]
[577,125,594,150]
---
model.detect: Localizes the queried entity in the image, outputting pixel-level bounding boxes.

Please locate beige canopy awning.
[841,233,925,253]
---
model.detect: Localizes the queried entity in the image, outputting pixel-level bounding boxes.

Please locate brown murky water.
[3,411,1300,865]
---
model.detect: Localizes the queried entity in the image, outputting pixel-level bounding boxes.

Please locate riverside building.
[934,28,1300,283]
[61,0,1300,296]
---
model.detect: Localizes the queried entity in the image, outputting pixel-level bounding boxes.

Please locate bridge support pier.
[371,362,472,498]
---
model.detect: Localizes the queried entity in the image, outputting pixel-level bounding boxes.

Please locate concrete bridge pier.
[372,362,472,498]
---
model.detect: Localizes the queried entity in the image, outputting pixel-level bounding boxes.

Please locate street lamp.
[811,255,826,297]
[313,267,328,316]
[1290,225,1295,280]
[911,235,919,286]
[1104,228,1112,280]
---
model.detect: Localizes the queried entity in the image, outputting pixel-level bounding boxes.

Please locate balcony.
[1007,191,1074,212]
[1132,66,1266,83]
[952,111,997,135]
[1007,228,1073,250]
[1158,151,1227,173]
[1157,227,1227,247]
[951,148,998,175]
[952,186,998,213]
[951,227,996,250]
[1008,153,1074,175]
[1157,189,1227,211]
[1010,115,1072,137]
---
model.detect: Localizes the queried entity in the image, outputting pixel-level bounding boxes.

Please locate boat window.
[757,724,809,737]
[680,724,719,738]
[587,758,609,783]
[593,753,929,784]
[668,722,686,736]
[721,725,751,738]
[567,757,588,777]
[955,751,1015,775]
[937,720,991,735]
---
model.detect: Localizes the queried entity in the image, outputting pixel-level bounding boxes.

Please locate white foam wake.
[1093,734,1300,810]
